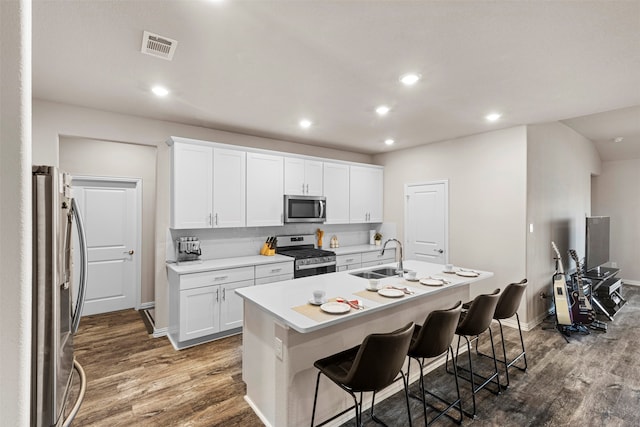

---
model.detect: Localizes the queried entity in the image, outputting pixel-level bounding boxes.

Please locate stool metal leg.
[411,347,463,426]
[475,314,527,389]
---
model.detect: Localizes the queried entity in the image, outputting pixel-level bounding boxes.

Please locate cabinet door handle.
[215,213,218,226]
[214,275,228,281]
[346,258,354,263]
[302,183,305,194]
[222,287,226,301]
[306,183,309,194]
[208,213,212,226]
[216,288,220,302]
[271,268,282,273]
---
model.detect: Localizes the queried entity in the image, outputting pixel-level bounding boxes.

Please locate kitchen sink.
[371,267,408,276]
[350,271,387,279]
[350,267,409,279]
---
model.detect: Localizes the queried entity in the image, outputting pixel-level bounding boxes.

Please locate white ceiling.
[32,1,640,159]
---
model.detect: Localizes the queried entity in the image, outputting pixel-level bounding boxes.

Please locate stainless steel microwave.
[284,195,326,223]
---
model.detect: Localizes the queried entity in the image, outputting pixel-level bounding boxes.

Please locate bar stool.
[310,322,415,427]
[447,288,501,418]
[406,301,463,426]
[475,279,528,388]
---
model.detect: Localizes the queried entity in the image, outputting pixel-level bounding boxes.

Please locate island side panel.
[242,301,280,426]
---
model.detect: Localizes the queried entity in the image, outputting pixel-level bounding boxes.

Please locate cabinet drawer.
[336,253,362,267]
[180,266,254,291]
[361,248,395,264]
[255,273,294,286]
[255,261,294,279]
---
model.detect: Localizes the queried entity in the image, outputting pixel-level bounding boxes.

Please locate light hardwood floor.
[68,286,640,426]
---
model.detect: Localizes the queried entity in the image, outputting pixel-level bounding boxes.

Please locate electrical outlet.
[274,337,283,360]
[611,262,618,268]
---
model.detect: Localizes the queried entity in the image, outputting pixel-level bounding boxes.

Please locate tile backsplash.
[166,222,397,262]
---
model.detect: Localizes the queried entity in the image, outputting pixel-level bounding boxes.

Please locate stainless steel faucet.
[381,238,404,276]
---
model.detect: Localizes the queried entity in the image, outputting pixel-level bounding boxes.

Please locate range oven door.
[284,195,326,223]
[294,262,336,278]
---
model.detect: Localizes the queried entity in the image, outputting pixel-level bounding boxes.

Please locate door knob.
[124,250,134,255]
[434,249,444,254]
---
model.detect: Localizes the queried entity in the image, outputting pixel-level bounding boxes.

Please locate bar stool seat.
[406,301,463,426]
[310,322,415,427]
[447,288,501,418]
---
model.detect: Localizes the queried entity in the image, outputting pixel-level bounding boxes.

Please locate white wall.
[0,0,32,425]
[526,122,601,324]
[374,126,528,316]
[59,137,158,304]
[592,159,640,283]
[32,99,373,330]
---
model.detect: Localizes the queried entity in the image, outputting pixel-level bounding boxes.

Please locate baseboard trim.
[623,280,639,286]
[153,327,168,338]
[138,301,155,310]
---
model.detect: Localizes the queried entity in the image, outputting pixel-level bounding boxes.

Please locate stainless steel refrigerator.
[32,166,88,427]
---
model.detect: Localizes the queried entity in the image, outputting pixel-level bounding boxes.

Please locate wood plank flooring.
[68,287,640,426]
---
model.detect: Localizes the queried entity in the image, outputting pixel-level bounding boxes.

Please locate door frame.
[72,175,143,311]
[404,180,450,263]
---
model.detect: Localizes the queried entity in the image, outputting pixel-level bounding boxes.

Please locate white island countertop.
[236,259,492,334]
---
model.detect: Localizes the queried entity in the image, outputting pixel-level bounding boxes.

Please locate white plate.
[456,270,479,277]
[320,302,351,314]
[420,278,445,286]
[378,288,405,298]
[308,298,327,306]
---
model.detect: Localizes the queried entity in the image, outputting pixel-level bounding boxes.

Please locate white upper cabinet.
[349,165,383,223]
[323,162,350,224]
[246,152,284,227]
[212,148,246,228]
[171,143,214,229]
[284,157,323,196]
[170,142,246,229]
[168,137,383,228]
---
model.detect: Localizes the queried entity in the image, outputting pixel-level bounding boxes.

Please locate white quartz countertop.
[236,260,493,333]
[166,254,293,274]
[166,244,391,275]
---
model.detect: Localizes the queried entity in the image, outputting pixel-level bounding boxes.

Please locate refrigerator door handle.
[71,197,88,334]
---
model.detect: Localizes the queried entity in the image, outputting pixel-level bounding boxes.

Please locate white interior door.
[405,181,448,264]
[72,177,141,316]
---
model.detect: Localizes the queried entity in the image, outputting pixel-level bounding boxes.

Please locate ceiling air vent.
[141,31,178,60]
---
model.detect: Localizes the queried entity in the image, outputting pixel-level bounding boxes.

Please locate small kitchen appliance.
[276,234,336,278]
[175,236,202,264]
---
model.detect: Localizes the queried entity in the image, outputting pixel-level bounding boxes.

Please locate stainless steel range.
[276,234,336,278]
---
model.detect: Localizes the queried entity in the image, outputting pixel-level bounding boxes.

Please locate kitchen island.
[236,260,493,427]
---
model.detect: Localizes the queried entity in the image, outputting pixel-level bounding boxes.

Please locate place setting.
[353,278,415,303]
[442,263,481,277]
[293,289,365,320]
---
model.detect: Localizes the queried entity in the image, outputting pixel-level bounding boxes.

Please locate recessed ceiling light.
[613,136,624,143]
[399,73,421,86]
[376,105,390,116]
[384,139,395,146]
[151,85,169,97]
[299,119,312,129]
[486,112,502,122]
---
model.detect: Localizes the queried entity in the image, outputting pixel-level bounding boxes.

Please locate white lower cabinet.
[179,285,220,342]
[361,248,396,268]
[255,261,294,285]
[336,253,362,272]
[169,266,254,349]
